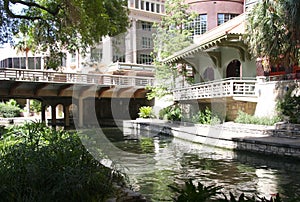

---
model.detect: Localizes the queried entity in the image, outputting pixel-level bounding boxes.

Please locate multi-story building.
[70,0,165,76]
[187,0,244,37]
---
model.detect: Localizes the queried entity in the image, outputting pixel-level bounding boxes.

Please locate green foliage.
[170,179,297,202]
[152,0,196,89]
[192,107,221,125]
[0,122,125,201]
[30,99,42,113]
[1,0,129,68]
[159,104,182,121]
[0,99,21,118]
[245,0,300,65]
[169,179,222,202]
[146,85,171,100]
[235,111,281,126]
[138,106,155,119]
[277,86,300,123]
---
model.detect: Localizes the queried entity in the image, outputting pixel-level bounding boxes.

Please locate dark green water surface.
[90,127,300,201]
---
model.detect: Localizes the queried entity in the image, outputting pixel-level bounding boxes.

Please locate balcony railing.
[0,68,154,87]
[173,77,257,101]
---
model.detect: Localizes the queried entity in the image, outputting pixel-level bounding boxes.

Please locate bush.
[0,122,126,201]
[30,99,42,113]
[192,107,221,125]
[235,111,280,126]
[170,179,294,202]
[0,99,22,118]
[159,104,182,121]
[277,86,300,123]
[138,106,155,118]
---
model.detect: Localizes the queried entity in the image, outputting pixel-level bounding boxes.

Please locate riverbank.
[123,119,300,158]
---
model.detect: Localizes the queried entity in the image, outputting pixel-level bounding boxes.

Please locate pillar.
[41,104,46,123]
[64,104,70,127]
[78,97,84,127]
[51,105,56,126]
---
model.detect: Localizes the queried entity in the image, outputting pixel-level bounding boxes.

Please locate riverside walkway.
[124,119,300,158]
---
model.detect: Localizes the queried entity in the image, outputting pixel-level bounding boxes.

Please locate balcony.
[173,78,257,101]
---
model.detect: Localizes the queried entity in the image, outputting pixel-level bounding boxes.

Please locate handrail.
[0,68,154,87]
[173,78,257,101]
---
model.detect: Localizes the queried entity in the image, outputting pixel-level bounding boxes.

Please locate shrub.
[159,104,182,121]
[138,106,155,118]
[30,99,42,113]
[277,86,300,123]
[170,179,292,202]
[169,179,222,202]
[0,99,22,118]
[235,111,280,126]
[192,107,221,125]
[0,122,126,201]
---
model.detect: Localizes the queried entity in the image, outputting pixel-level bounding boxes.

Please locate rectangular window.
[200,14,207,35]
[138,54,153,65]
[141,0,144,10]
[161,5,165,13]
[217,13,239,26]
[141,21,152,31]
[146,2,150,11]
[142,37,152,48]
[129,0,134,7]
[71,52,76,63]
[135,0,139,9]
[20,57,26,69]
[151,3,155,12]
[90,47,102,62]
[113,54,125,63]
[191,14,207,36]
[156,4,160,13]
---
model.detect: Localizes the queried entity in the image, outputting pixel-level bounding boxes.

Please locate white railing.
[173,78,257,101]
[0,68,154,87]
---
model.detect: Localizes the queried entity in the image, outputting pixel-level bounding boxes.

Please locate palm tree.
[245,0,300,67]
[14,36,35,116]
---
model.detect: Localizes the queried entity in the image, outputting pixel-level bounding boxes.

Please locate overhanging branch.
[4,0,60,21]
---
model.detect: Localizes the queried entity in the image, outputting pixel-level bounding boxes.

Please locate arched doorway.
[226,60,241,78]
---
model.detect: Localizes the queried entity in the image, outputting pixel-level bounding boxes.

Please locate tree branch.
[4,0,60,20]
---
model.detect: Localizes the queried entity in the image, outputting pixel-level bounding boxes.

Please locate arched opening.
[226,59,241,78]
[56,104,64,119]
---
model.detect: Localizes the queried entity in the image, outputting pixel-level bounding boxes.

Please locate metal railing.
[173,77,257,101]
[0,68,154,87]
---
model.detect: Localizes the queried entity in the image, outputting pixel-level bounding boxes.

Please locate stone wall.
[226,100,257,121]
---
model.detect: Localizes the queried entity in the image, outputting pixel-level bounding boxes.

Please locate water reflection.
[90,128,300,201]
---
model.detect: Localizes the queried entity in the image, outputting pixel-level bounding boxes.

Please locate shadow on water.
[78,127,300,201]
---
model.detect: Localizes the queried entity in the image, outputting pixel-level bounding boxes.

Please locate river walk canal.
[95,127,300,201]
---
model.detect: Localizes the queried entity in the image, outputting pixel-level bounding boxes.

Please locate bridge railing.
[0,68,154,87]
[173,77,257,101]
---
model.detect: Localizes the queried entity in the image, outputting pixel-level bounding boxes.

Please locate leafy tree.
[245,0,300,66]
[1,0,129,68]
[149,0,196,98]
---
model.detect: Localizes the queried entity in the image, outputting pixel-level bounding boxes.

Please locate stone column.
[132,19,137,64]
[41,103,46,123]
[78,97,84,127]
[51,105,56,126]
[64,104,70,127]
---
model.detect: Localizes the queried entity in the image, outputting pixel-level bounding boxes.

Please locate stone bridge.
[0,68,154,127]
